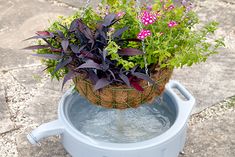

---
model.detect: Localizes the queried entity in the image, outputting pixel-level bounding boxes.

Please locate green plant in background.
[102,0,224,69]
[24,0,224,91]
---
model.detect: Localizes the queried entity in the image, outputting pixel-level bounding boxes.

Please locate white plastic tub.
[27,80,195,157]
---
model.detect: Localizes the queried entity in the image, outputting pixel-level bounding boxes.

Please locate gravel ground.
[189,96,235,126]
[0,68,234,156]
[180,96,235,157]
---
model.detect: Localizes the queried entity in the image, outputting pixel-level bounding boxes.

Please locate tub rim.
[58,80,195,150]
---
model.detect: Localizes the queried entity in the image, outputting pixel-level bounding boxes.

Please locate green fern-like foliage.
[26,0,224,90]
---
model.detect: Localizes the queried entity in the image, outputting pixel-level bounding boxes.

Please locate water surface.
[67,94,176,143]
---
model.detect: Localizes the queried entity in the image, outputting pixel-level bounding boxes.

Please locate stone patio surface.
[0,0,234,156]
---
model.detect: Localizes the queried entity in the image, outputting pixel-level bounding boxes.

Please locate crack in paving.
[8,71,28,89]
[3,91,20,122]
[1,73,18,124]
[0,126,22,136]
[3,85,16,122]
[1,72,33,123]
[221,0,235,5]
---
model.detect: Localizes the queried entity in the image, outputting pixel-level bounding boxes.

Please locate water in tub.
[68,95,176,143]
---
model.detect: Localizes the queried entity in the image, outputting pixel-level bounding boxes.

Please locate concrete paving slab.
[180,100,235,157]
[14,85,67,156]
[8,65,70,93]
[0,0,75,70]
[55,0,166,8]
[0,83,15,134]
[173,48,235,113]
[53,0,87,8]
[0,0,73,49]
[173,0,235,113]
[0,48,39,71]
[0,68,66,156]
[0,133,18,157]
[7,65,47,87]
[0,68,66,157]
[54,0,97,8]
[22,89,62,124]
[0,0,234,157]
[221,0,235,4]
[16,133,69,157]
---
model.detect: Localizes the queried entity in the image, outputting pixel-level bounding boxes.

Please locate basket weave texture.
[74,68,173,109]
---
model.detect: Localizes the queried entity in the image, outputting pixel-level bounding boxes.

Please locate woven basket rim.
[74,68,173,91]
[74,68,173,109]
[75,70,172,91]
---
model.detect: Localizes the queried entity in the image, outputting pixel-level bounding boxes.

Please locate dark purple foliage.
[132,72,155,84]
[119,73,130,87]
[87,71,99,84]
[80,50,97,61]
[103,14,117,27]
[52,57,72,75]
[94,78,111,90]
[62,70,80,89]
[77,60,102,70]
[23,45,50,50]
[32,54,62,60]
[70,44,86,54]
[101,49,108,60]
[62,40,69,52]
[56,30,65,38]
[112,26,128,39]
[24,13,154,91]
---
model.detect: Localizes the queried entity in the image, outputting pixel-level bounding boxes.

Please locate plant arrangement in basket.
[24,0,224,109]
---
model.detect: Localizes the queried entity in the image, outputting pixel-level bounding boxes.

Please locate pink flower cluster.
[137,29,151,40]
[141,11,157,26]
[168,21,178,28]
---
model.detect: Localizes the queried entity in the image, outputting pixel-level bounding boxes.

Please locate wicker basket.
[74,68,173,109]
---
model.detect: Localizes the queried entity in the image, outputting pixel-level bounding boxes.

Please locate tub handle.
[166,80,195,115]
[167,80,195,103]
[27,120,64,146]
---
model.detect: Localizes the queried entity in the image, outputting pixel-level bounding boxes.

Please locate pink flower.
[117,12,125,18]
[147,5,152,11]
[141,11,157,26]
[137,29,151,40]
[168,5,175,10]
[168,21,178,28]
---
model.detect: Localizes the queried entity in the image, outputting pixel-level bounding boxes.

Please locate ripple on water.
[68,96,176,143]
